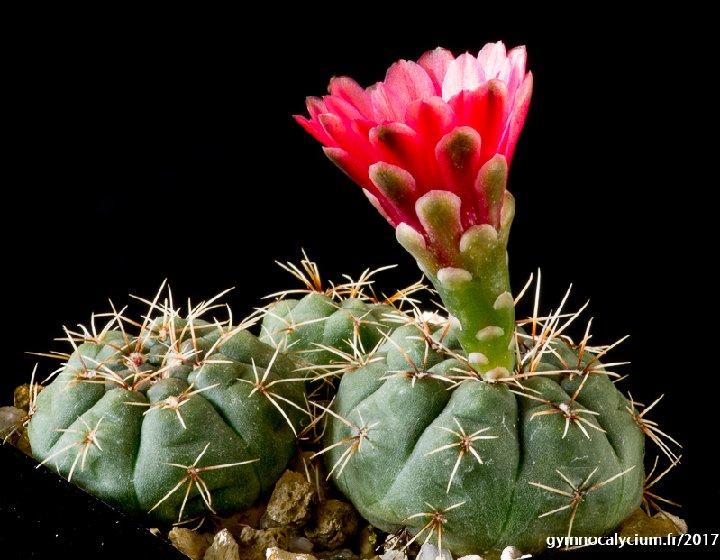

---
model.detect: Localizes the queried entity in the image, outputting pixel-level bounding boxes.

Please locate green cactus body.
[320,322,644,556]
[268,284,646,557]
[28,301,306,524]
[260,290,401,368]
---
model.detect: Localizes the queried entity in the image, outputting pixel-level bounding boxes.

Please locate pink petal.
[319,113,377,172]
[405,96,455,144]
[305,96,328,120]
[499,72,532,164]
[405,97,456,192]
[371,60,435,122]
[418,47,455,95]
[319,113,350,146]
[370,82,401,122]
[323,147,374,192]
[477,41,507,80]
[370,123,432,193]
[329,76,374,121]
[503,46,527,101]
[324,94,367,122]
[449,80,508,161]
[442,53,483,101]
[369,123,421,167]
[294,114,334,145]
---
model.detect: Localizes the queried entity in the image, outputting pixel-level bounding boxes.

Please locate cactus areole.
[295,43,648,556]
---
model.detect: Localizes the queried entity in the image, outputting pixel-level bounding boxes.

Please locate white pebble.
[417,543,453,560]
[500,545,531,560]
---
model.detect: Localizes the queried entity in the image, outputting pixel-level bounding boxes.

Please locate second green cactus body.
[261,280,646,557]
[323,321,644,555]
[28,292,307,524]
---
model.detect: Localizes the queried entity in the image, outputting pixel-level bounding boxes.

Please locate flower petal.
[418,47,455,95]
[499,72,533,163]
[324,94,368,122]
[385,60,436,107]
[294,114,333,145]
[329,76,374,120]
[370,122,442,195]
[405,96,455,145]
[370,82,400,122]
[477,41,507,80]
[305,96,328,119]
[319,113,376,165]
[449,80,508,162]
[503,46,527,101]
[323,147,373,192]
[372,61,435,122]
[405,97,455,191]
[442,53,483,101]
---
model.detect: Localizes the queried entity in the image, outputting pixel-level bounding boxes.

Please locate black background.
[1,6,717,559]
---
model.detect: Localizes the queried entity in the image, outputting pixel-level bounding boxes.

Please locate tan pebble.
[288,536,314,553]
[653,510,687,534]
[619,508,687,537]
[204,529,240,560]
[0,406,24,438]
[13,385,33,411]
[168,527,211,560]
[305,500,358,550]
[266,546,318,560]
[238,527,290,560]
[266,470,316,527]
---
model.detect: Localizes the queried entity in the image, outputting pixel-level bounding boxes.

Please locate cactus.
[292,42,681,556]
[27,285,307,524]
[318,290,645,556]
[262,262,665,555]
[260,255,418,374]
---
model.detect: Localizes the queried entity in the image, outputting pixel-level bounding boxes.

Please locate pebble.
[168,527,211,560]
[305,500,358,549]
[265,470,316,527]
[377,551,407,560]
[204,529,240,560]
[619,507,688,537]
[238,526,290,560]
[0,406,24,438]
[266,547,318,560]
[417,543,452,560]
[500,546,530,560]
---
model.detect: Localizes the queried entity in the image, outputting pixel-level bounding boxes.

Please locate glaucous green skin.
[260,292,400,367]
[28,321,305,524]
[323,324,644,556]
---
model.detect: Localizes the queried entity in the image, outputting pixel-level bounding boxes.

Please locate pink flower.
[296,42,532,239]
